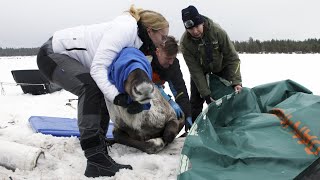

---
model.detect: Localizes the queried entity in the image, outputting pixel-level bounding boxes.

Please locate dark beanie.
[181,5,204,29]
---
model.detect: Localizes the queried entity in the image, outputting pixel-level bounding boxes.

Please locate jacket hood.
[108,47,152,93]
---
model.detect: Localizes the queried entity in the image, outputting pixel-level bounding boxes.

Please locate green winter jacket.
[180,16,242,98]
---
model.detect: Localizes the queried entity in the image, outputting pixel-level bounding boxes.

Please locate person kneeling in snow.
[151,36,193,131]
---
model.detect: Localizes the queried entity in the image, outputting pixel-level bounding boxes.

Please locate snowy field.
[0,54,320,179]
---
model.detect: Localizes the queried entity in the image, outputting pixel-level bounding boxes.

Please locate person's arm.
[180,39,211,98]
[90,15,138,102]
[216,28,242,86]
[167,59,192,117]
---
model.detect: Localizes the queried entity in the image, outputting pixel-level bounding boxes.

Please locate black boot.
[81,135,132,177]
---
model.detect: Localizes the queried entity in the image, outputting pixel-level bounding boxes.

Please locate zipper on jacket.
[66,48,87,51]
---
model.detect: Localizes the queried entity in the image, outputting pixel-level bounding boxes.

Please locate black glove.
[204,95,214,105]
[127,101,144,114]
[113,93,129,107]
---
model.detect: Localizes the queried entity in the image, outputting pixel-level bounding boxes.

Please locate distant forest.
[0,38,319,56]
[234,38,320,54]
[0,47,39,56]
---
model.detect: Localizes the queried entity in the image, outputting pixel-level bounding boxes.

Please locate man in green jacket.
[180,5,243,122]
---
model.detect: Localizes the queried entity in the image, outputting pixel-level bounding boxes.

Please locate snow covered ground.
[0,54,319,179]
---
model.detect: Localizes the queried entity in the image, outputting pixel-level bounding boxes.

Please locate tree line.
[0,47,39,56]
[0,38,319,56]
[234,38,320,54]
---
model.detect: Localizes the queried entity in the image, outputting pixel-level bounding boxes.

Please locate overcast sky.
[0,0,319,48]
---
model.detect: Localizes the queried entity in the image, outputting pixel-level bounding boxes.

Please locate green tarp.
[178,75,320,180]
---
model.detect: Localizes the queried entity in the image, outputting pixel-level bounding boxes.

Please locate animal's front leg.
[113,128,165,154]
[162,119,181,144]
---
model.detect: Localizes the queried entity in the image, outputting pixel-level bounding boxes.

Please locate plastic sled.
[29,116,114,139]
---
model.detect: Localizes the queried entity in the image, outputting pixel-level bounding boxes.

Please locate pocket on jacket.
[61,38,87,51]
[210,42,223,72]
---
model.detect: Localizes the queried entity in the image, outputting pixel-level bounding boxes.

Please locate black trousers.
[190,79,205,123]
[37,38,109,147]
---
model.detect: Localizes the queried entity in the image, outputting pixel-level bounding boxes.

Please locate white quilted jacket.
[52,13,143,102]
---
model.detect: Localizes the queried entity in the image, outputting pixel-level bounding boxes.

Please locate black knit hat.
[181,5,204,29]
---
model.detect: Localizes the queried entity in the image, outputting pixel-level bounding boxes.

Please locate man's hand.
[204,95,215,105]
[168,99,183,119]
[185,116,193,130]
[234,84,242,94]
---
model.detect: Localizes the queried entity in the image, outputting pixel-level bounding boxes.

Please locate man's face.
[156,48,176,68]
[186,23,204,39]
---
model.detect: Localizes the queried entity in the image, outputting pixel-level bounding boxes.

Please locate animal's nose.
[134,83,155,104]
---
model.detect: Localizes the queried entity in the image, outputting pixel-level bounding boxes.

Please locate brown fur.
[106,69,184,154]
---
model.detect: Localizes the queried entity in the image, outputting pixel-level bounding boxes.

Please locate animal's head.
[125,69,155,104]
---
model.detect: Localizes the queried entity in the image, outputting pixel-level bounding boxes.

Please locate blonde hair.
[128,5,169,30]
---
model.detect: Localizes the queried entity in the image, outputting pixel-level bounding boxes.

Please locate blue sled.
[28,116,114,139]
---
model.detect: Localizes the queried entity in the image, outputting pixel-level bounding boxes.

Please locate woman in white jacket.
[37,5,169,178]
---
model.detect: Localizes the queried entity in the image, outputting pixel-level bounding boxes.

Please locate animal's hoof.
[163,132,176,144]
[145,138,165,154]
